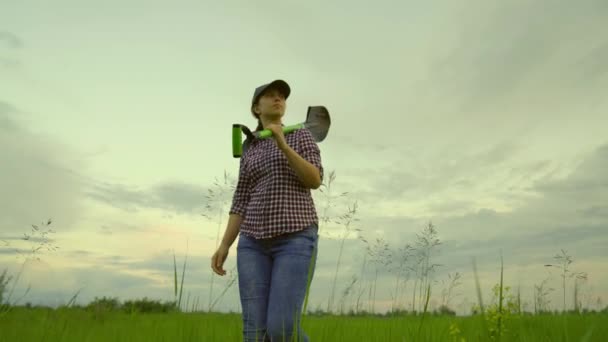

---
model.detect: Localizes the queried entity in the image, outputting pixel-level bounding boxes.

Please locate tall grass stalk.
[534,276,554,314]
[416,283,431,339]
[327,200,359,313]
[497,251,504,341]
[314,169,349,313]
[410,253,421,312]
[338,275,358,315]
[201,170,235,312]
[440,272,462,309]
[172,242,188,311]
[545,249,573,312]
[573,272,588,314]
[390,244,413,313]
[473,257,490,339]
[1,219,56,315]
[66,288,83,308]
[316,170,348,232]
[0,269,12,315]
[354,250,367,314]
[414,221,441,312]
[366,236,391,314]
[209,266,237,312]
[516,285,521,315]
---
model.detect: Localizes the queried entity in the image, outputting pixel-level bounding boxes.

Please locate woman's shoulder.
[293,127,315,141]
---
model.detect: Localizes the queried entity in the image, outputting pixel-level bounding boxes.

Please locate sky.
[1,0,607,315]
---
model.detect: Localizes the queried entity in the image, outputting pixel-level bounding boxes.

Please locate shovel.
[232,105,330,158]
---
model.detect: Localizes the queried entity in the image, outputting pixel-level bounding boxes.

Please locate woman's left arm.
[279,143,322,189]
[267,124,324,189]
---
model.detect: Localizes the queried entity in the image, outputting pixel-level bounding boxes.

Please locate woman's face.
[254,88,287,119]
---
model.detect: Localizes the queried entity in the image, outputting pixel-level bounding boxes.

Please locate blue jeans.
[236,224,318,342]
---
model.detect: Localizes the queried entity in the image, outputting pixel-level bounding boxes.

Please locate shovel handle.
[232,124,243,158]
[255,123,305,139]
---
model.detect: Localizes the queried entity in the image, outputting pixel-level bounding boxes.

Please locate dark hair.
[252,101,263,131]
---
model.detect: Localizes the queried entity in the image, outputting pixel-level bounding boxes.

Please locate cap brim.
[265,79,290,98]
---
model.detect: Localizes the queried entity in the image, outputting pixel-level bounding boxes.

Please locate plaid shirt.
[229,128,324,239]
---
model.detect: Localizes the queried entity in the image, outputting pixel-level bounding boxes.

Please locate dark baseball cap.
[250,79,291,116]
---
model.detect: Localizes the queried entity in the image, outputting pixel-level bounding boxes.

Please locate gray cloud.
[410,0,608,113]
[20,249,241,310]
[0,101,22,131]
[532,144,608,195]
[84,182,153,213]
[262,0,608,168]
[364,142,608,242]
[119,251,212,279]
[332,139,531,207]
[97,222,143,235]
[0,57,19,68]
[15,265,176,308]
[0,248,20,255]
[435,222,606,273]
[65,250,93,258]
[0,31,22,68]
[1,235,56,244]
[316,140,608,306]
[0,31,23,49]
[85,176,236,216]
[0,101,88,235]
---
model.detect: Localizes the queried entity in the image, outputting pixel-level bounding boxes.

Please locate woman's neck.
[261,117,282,128]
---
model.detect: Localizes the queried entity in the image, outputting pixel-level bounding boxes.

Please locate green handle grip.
[256,123,305,138]
[232,123,306,158]
[232,124,243,158]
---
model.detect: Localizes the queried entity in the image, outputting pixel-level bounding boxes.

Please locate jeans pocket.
[297,224,318,242]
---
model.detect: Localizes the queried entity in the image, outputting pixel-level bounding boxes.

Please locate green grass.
[1,307,606,341]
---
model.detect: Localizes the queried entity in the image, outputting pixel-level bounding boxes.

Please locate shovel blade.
[304,106,331,142]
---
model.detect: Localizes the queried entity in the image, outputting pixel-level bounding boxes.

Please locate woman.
[211,79,323,342]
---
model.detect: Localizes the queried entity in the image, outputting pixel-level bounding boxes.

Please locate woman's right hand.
[211,244,229,276]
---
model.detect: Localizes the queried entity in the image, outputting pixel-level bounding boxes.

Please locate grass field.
[1,306,606,341]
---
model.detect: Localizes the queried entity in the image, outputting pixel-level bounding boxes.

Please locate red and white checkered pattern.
[229,128,324,239]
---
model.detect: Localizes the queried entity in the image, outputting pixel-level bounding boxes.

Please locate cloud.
[85,176,236,216]
[2,235,56,245]
[302,142,608,312]
[402,0,608,113]
[4,247,241,310]
[575,41,608,84]
[329,139,537,212]
[97,222,143,235]
[0,31,23,49]
[0,248,20,255]
[507,144,608,233]
[0,101,88,235]
[0,101,22,131]
[9,263,177,307]
[252,0,608,166]
[84,182,154,213]
[0,31,22,68]
[426,143,606,257]
[532,144,608,195]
